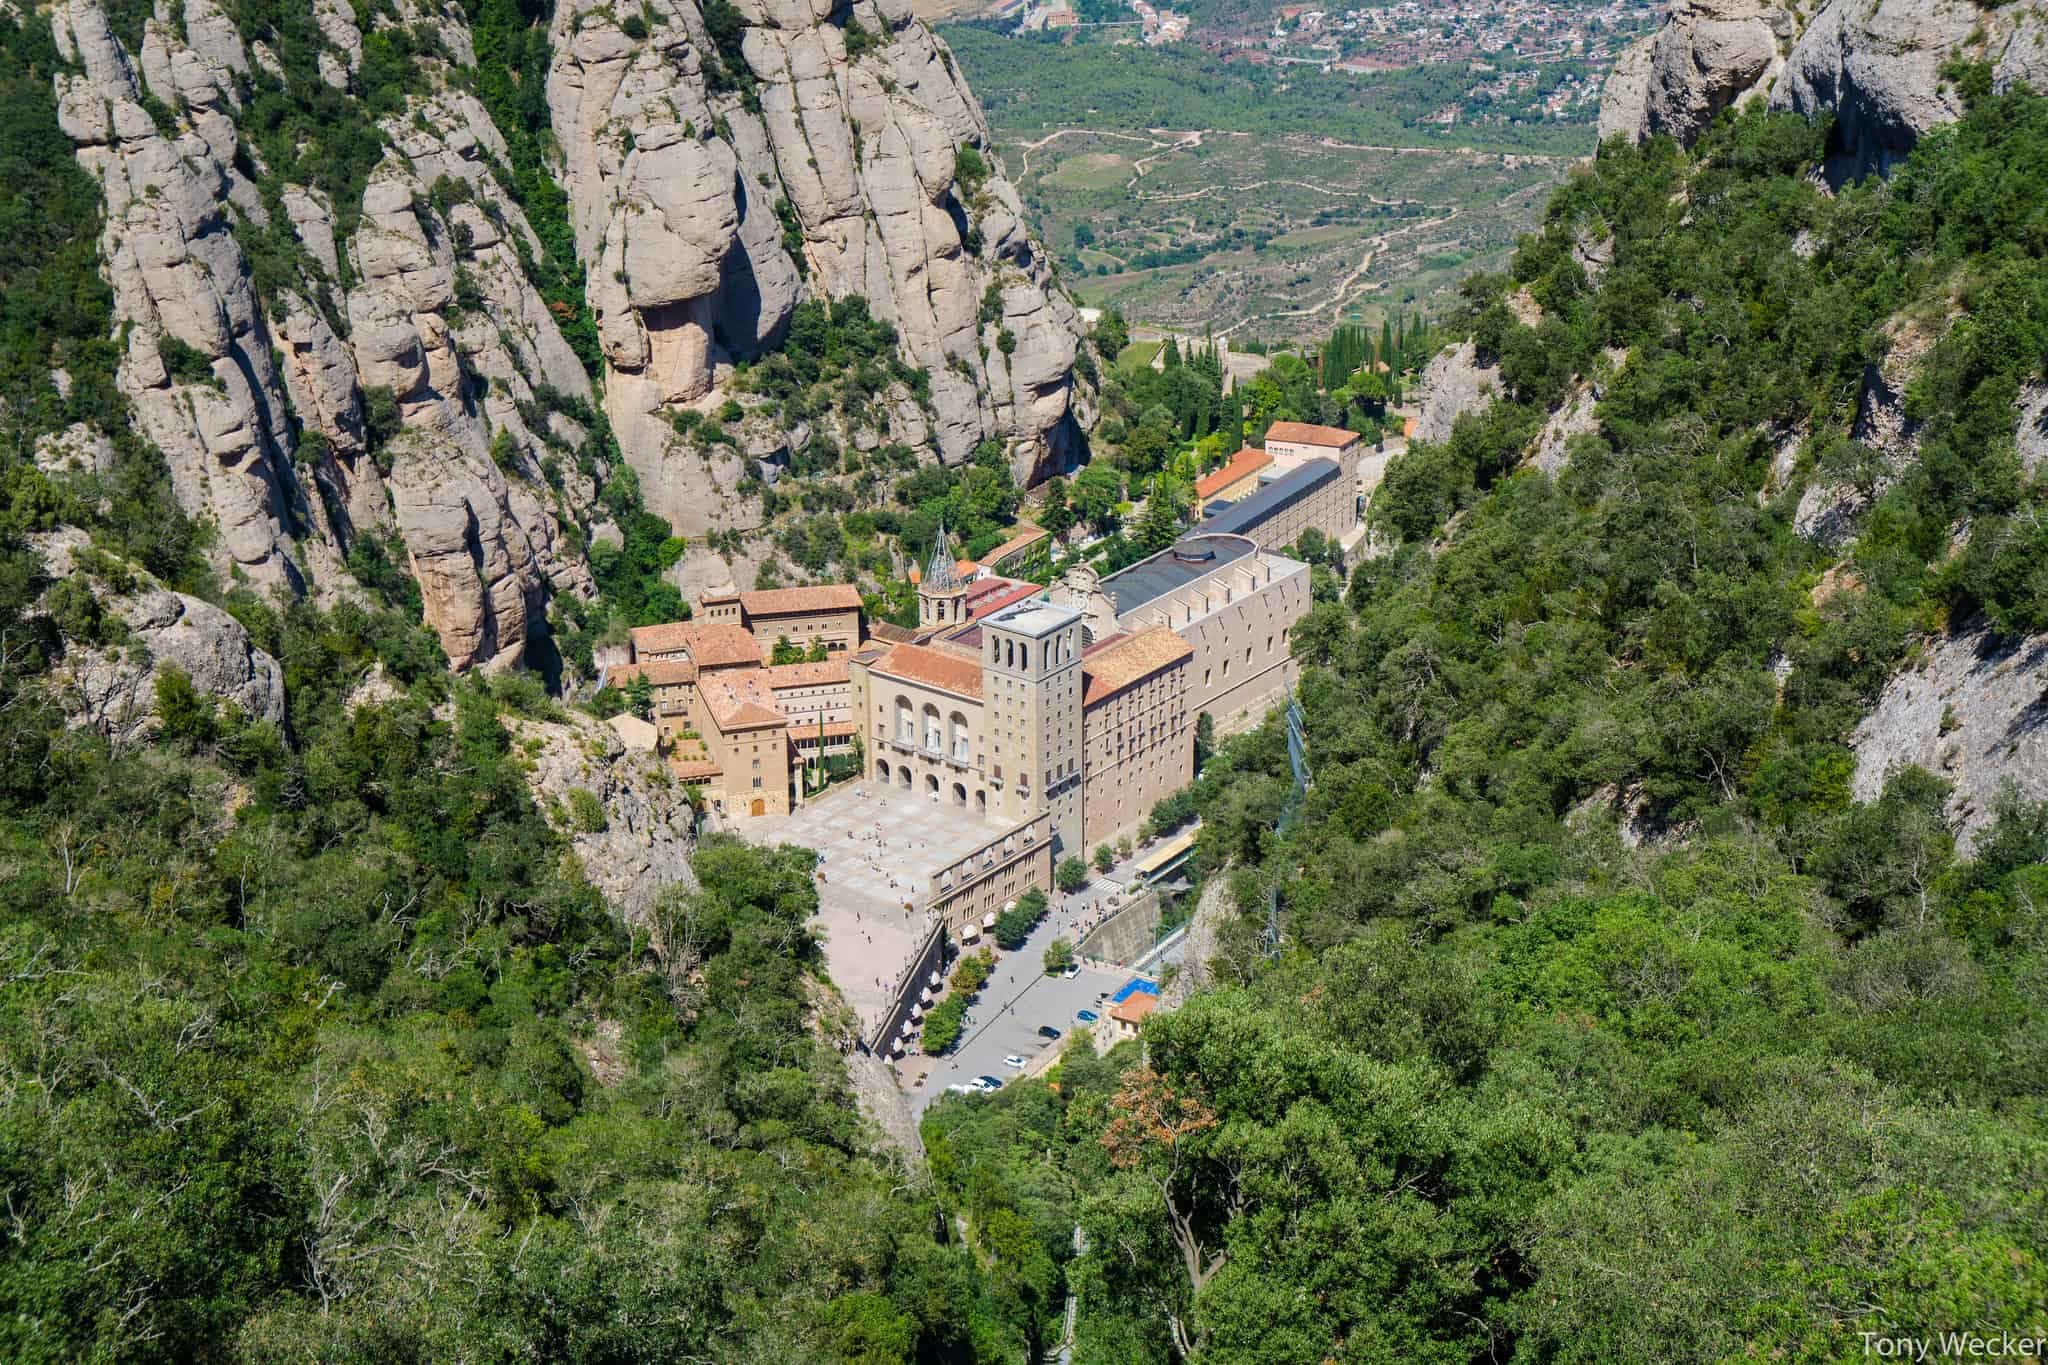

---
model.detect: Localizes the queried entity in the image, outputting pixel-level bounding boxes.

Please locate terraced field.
[999,126,1572,341]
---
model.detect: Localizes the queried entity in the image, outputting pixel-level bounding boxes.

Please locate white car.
[1002,1054,1029,1069]
[1060,964,1080,979]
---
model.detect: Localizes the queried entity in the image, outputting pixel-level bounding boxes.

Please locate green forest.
[4,0,2047,1348]
[917,83,2048,1361]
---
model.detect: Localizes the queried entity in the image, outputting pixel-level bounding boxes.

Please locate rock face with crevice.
[1412,340,1499,446]
[1599,0,2048,183]
[1769,0,2048,183]
[506,709,700,921]
[44,0,1088,666]
[47,0,599,670]
[51,0,332,593]
[1853,625,2048,855]
[546,0,1091,534]
[32,529,286,744]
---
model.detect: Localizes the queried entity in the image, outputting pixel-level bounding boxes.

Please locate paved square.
[738,781,1017,1035]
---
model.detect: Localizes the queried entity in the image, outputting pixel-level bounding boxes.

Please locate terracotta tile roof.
[1082,627,1193,706]
[699,673,789,731]
[793,720,858,741]
[872,642,984,699]
[630,621,700,656]
[739,583,863,616]
[604,658,697,687]
[980,524,1047,565]
[869,622,918,644]
[1108,993,1159,1026]
[633,621,762,668]
[672,758,723,781]
[964,577,1045,622]
[760,660,850,689]
[1195,447,1273,499]
[1264,420,1362,449]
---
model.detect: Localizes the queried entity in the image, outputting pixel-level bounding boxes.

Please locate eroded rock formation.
[1412,340,1499,446]
[48,0,598,669]
[1599,0,2048,182]
[1598,0,1797,147]
[33,529,286,744]
[1853,625,2048,854]
[506,710,700,920]
[546,0,1090,533]
[44,0,1091,663]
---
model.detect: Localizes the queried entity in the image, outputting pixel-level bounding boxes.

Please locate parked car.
[1002,1054,1028,1069]
[974,1075,1004,1092]
[1036,1025,1062,1041]
[946,1083,978,1096]
[1076,1009,1099,1024]
[1060,964,1080,979]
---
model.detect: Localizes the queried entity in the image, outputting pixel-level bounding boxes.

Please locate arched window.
[895,697,915,745]
[923,704,942,753]
[949,711,969,761]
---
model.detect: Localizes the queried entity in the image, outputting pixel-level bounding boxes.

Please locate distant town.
[981,0,1661,123]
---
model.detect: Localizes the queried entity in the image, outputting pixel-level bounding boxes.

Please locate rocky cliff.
[40,0,1088,667]
[32,527,286,744]
[545,0,1089,536]
[506,709,701,919]
[1598,0,2048,180]
[1853,626,2048,855]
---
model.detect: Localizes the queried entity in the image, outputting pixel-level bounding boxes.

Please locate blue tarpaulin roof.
[1111,978,1160,1004]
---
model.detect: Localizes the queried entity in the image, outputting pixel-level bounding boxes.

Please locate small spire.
[925,523,959,593]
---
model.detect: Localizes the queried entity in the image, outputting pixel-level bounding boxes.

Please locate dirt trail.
[1010,127,1170,177]
[1267,207,1462,319]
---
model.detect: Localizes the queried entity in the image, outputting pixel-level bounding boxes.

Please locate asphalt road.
[910,856,1155,1115]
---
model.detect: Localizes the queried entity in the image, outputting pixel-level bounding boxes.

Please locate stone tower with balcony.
[981,599,1085,854]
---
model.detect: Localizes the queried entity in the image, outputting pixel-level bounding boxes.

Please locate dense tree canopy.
[919,87,2048,1363]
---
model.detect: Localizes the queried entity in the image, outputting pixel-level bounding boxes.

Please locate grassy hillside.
[922,84,2048,1362]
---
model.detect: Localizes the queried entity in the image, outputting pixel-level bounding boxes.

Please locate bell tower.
[982,599,1085,854]
[917,524,969,629]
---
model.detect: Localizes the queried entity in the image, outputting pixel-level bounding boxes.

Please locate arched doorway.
[926,774,940,798]
[875,759,892,784]
[899,766,911,790]
[951,782,967,806]
[749,798,765,816]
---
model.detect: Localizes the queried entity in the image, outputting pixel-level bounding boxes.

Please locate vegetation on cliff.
[919,86,2048,1362]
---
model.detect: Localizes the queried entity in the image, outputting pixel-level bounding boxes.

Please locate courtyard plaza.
[736,779,1024,1040]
